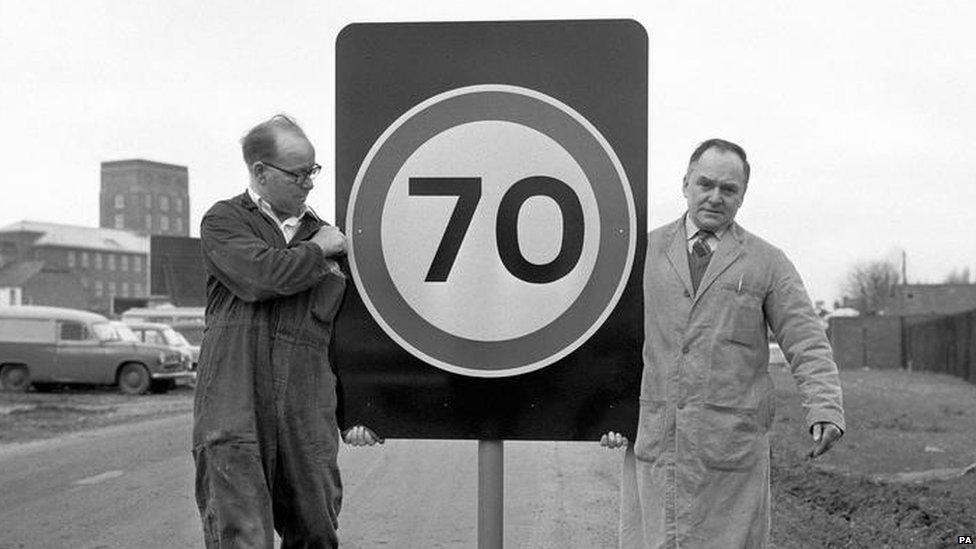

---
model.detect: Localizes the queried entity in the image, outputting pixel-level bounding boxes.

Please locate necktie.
[693,231,713,258]
[689,230,714,293]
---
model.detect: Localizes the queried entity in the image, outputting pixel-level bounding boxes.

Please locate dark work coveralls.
[193,192,346,548]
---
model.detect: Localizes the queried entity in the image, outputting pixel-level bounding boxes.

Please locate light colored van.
[0,306,193,394]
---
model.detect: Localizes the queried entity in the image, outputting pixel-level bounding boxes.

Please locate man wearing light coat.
[601,138,845,548]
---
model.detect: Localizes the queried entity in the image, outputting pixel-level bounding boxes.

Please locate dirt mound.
[771,454,976,548]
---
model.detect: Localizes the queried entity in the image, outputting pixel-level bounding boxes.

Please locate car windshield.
[91,322,118,341]
[162,327,190,347]
[110,322,141,342]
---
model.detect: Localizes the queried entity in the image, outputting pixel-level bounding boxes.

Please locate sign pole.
[478,439,504,548]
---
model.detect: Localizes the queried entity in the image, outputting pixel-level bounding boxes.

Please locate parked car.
[125,321,199,371]
[0,306,193,394]
[170,322,204,347]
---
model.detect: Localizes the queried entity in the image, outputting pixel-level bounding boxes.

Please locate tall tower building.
[100,159,190,236]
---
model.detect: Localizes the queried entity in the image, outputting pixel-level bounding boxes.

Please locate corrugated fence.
[829,316,902,370]
[904,309,976,383]
[829,310,976,384]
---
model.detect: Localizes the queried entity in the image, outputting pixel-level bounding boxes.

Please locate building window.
[145,214,152,231]
[160,195,170,212]
[134,282,143,296]
[115,194,125,208]
[115,214,125,229]
[81,252,89,268]
[175,217,183,234]
[176,197,183,213]
[121,282,129,297]
[160,216,170,232]
[94,280,104,297]
[145,194,152,209]
[133,256,142,272]
[120,255,128,271]
[108,282,116,296]
[107,254,116,271]
[80,277,89,289]
[94,253,103,270]
[67,251,76,268]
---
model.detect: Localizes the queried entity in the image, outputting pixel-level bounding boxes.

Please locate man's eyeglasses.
[262,161,322,186]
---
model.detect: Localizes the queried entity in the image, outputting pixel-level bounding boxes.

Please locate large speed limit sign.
[347,84,635,377]
[334,20,647,440]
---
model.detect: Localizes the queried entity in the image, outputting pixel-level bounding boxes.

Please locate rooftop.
[100,159,188,172]
[0,221,149,254]
[0,305,108,323]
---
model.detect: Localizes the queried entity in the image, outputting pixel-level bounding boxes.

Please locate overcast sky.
[2,0,974,304]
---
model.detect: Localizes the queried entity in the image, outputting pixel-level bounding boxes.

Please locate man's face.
[256,130,316,218]
[682,148,747,233]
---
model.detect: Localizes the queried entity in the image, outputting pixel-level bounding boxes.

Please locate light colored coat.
[620,217,845,548]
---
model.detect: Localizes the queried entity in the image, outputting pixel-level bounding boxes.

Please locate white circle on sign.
[382,121,600,341]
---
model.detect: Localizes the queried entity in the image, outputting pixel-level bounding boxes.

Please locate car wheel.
[117,363,151,395]
[0,365,30,392]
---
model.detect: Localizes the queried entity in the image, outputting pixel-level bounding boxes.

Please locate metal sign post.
[478,440,504,548]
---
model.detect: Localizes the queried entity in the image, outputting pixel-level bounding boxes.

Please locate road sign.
[335,19,647,440]
[347,84,635,377]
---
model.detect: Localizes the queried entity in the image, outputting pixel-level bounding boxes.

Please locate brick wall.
[889,284,976,316]
[23,272,87,310]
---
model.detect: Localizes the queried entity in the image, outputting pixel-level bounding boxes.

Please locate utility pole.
[902,250,907,285]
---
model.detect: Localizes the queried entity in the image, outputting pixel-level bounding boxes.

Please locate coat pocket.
[696,404,762,471]
[728,300,763,345]
[634,399,667,465]
[709,297,764,408]
[310,273,347,325]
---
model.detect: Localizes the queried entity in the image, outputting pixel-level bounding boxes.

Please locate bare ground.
[0,384,193,445]
[2,369,975,547]
[769,367,976,548]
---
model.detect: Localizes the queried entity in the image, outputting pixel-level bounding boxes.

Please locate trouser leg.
[271,342,342,549]
[194,441,275,549]
[272,435,342,549]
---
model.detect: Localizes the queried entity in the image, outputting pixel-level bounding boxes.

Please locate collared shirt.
[684,213,728,254]
[247,187,320,244]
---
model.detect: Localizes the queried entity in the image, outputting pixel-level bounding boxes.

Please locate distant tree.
[842,260,901,315]
[943,267,972,284]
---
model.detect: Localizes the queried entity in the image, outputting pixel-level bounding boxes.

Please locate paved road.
[0,415,621,548]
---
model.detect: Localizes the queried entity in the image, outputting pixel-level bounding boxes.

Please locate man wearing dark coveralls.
[193,114,378,548]
[601,139,845,548]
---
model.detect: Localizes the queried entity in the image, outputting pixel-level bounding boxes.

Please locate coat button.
[677,401,686,410]
[683,289,691,298]
[681,345,690,354]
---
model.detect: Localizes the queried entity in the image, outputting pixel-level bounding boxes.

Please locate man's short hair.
[240,114,308,172]
[688,138,750,185]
